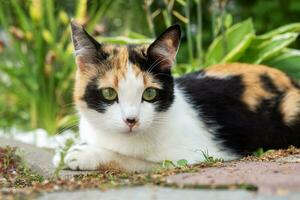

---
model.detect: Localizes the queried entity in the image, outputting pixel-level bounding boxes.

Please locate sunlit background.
[0,0,299,143]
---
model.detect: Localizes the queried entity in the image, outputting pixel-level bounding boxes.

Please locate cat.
[53,21,300,172]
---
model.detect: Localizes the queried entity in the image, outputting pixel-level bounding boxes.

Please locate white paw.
[64,144,102,170]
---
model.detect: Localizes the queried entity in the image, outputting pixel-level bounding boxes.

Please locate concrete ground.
[1,138,300,199]
[37,187,300,200]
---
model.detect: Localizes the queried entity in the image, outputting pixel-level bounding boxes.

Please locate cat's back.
[176,63,300,155]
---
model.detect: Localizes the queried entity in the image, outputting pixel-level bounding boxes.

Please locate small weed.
[161,160,176,169]
[176,159,188,167]
[252,148,274,157]
[201,150,224,165]
[53,138,75,176]
[161,159,189,170]
[253,148,265,157]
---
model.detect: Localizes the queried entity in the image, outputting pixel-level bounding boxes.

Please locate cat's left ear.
[147,24,181,71]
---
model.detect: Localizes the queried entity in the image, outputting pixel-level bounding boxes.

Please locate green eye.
[143,88,158,101]
[101,88,118,101]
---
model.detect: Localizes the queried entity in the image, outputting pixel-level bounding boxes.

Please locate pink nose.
[125,118,138,128]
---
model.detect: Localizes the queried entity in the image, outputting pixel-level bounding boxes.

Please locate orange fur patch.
[73,63,99,107]
[204,63,296,110]
[280,89,300,124]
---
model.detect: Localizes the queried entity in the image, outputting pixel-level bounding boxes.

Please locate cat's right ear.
[70,21,106,70]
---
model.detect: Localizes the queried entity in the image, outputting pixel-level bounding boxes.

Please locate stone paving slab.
[166,161,300,194]
[37,186,300,200]
[0,138,90,179]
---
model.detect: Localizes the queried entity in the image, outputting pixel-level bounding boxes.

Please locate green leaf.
[205,19,255,67]
[127,31,151,39]
[224,13,233,29]
[176,0,187,6]
[257,23,300,40]
[162,160,176,169]
[222,33,254,63]
[213,17,222,36]
[176,159,188,167]
[253,148,265,157]
[240,32,299,64]
[87,0,115,32]
[263,49,300,79]
[11,0,31,31]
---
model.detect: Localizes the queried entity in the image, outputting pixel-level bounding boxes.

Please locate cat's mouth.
[125,126,138,134]
[123,123,141,135]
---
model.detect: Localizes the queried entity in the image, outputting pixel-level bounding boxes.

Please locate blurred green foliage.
[0,0,110,134]
[0,0,299,135]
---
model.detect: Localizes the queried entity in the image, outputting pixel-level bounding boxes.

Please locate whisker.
[152,72,172,79]
[147,57,169,73]
[56,124,79,135]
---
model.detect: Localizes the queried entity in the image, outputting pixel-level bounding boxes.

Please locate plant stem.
[144,0,156,37]
[196,0,203,67]
[162,0,174,27]
[211,0,217,39]
[184,0,194,65]
[220,0,228,56]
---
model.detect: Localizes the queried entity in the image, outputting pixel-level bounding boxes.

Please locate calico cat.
[53,22,300,171]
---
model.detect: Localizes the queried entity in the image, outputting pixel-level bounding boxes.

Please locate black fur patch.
[151,70,174,112]
[128,45,175,112]
[127,45,148,70]
[259,74,282,94]
[176,72,300,155]
[83,78,117,113]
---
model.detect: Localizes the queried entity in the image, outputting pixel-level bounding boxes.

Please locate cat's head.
[71,21,181,134]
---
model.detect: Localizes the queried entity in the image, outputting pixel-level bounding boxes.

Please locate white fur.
[54,62,238,171]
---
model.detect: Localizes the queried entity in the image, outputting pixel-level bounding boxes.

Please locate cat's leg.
[53,143,158,172]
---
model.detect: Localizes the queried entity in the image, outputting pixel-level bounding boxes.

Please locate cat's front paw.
[64,144,102,170]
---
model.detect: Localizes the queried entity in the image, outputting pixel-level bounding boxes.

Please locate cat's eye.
[142,88,158,102]
[101,88,118,101]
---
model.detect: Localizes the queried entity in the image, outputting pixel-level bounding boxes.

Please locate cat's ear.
[70,21,106,70]
[147,24,181,71]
